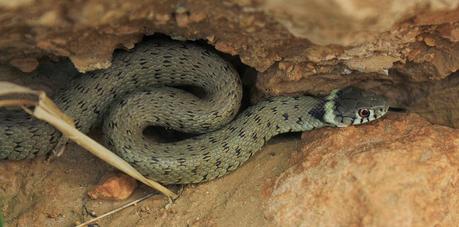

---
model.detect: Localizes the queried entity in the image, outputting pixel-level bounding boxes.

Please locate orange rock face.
[87,172,138,200]
[266,113,459,226]
[1,1,459,127]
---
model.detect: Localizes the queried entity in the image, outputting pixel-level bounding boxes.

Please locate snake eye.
[358,108,370,118]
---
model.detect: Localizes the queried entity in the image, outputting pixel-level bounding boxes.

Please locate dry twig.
[0,81,178,198]
[75,193,156,227]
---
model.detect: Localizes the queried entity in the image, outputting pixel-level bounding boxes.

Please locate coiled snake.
[0,40,389,184]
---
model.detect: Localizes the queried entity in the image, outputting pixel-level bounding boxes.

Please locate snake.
[0,39,389,184]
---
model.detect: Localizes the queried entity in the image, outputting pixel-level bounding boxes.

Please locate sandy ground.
[1,132,300,226]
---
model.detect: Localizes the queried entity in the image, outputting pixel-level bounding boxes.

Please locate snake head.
[323,86,389,127]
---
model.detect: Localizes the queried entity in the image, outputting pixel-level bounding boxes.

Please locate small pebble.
[87,172,138,200]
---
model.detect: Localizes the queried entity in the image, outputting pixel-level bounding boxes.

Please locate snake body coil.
[0,40,389,184]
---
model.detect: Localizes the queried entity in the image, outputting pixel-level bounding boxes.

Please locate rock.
[8,58,39,72]
[0,0,457,79]
[404,73,459,128]
[88,172,138,200]
[266,113,459,226]
[1,0,459,128]
[262,0,459,45]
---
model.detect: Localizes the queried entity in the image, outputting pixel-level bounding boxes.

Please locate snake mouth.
[388,106,406,112]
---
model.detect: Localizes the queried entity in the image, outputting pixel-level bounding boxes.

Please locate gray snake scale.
[0,40,389,184]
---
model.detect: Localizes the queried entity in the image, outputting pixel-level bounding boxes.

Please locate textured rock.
[266,113,459,226]
[404,72,459,128]
[0,0,458,80]
[87,172,138,200]
[0,0,296,73]
[262,0,459,45]
[1,0,459,127]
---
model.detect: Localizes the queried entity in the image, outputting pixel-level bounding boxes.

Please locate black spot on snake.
[282,113,289,120]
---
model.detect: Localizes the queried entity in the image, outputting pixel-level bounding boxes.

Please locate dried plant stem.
[31,103,177,198]
[0,81,178,199]
[0,99,36,107]
[75,193,155,227]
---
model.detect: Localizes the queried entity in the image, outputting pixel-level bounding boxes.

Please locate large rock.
[262,0,459,45]
[1,1,459,128]
[0,0,458,82]
[266,113,459,226]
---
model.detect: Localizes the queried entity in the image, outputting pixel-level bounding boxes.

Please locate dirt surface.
[0,135,298,227]
[3,112,459,227]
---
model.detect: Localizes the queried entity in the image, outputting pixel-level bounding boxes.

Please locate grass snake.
[0,40,389,184]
